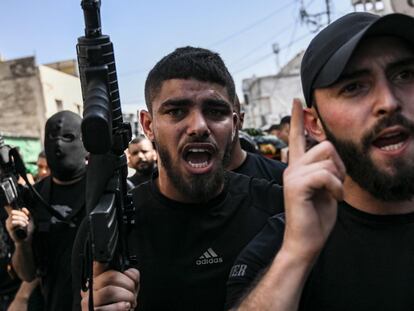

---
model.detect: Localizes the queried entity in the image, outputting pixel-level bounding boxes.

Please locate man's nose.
[186,110,210,137]
[137,151,145,160]
[373,80,401,117]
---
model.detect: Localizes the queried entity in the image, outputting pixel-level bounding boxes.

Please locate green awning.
[3,136,42,176]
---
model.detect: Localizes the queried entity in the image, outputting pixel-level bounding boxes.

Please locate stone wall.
[0,57,44,138]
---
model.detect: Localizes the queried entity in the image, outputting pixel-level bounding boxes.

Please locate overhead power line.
[230,22,296,67]
[230,0,315,68]
[233,0,333,75]
[233,31,312,75]
[208,0,297,48]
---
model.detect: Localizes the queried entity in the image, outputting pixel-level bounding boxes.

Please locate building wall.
[0,56,44,138]
[243,74,303,129]
[38,65,83,118]
[242,51,304,129]
[352,0,414,16]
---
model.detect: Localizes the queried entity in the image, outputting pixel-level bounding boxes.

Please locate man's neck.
[227,141,247,171]
[52,175,83,185]
[134,168,152,177]
[343,176,414,215]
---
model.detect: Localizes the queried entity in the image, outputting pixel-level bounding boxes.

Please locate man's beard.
[136,162,154,175]
[155,138,233,203]
[322,113,414,202]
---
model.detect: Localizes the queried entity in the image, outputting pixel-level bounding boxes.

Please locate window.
[75,103,82,115]
[55,99,63,111]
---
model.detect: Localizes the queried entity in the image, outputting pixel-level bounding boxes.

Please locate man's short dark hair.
[144,46,236,113]
[280,116,291,126]
[267,124,280,132]
[38,150,46,159]
[129,135,156,151]
[129,135,147,146]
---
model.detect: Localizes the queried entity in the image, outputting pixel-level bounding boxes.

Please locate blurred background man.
[127,136,157,188]
[35,151,50,182]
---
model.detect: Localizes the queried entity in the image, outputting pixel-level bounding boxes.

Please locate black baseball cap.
[301,12,414,107]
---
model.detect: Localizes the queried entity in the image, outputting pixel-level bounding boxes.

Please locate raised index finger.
[288,98,306,163]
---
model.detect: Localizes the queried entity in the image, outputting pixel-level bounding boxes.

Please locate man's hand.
[81,262,140,311]
[4,206,34,244]
[282,99,346,262]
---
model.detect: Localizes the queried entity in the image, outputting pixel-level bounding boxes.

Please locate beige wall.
[0,57,44,138]
[38,65,83,119]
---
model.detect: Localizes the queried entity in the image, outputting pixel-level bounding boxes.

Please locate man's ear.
[140,110,154,141]
[238,112,245,130]
[232,112,239,140]
[304,107,326,142]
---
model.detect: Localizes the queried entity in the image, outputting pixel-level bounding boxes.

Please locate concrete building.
[0,56,82,173]
[242,51,304,129]
[352,0,414,16]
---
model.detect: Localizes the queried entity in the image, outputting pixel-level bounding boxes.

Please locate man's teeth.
[380,142,404,151]
[189,148,209,153]
[186,148,211,168]
[188,161,209,168]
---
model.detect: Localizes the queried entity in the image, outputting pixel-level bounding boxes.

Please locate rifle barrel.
[81,0,102,38]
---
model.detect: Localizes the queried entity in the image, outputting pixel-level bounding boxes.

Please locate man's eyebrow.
[203,98,231,107]
[337,58,414,83]
[387,57,414,72]
[336,69,371,83]
[159,98,192,109]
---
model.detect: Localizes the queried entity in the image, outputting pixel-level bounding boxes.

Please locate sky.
[0,0,354,114]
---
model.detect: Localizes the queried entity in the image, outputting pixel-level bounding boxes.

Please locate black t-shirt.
[128,171,152,188]
[31,176,86,311]
[232,152,286,185]
[226,201,414,311]
[0,208,21,297]
[72,171,284,311]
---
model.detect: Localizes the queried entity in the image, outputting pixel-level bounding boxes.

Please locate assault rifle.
[0,137,27,239]
[0,137,66,238]
[76,0,135,309]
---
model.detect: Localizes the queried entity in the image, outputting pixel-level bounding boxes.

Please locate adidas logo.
[196,248,223,265]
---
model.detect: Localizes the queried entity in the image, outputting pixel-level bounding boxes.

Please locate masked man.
[5,111,87,311]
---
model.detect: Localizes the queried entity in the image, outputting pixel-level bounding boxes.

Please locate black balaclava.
[44,111,87,182]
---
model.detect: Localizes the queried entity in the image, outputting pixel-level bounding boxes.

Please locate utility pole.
[325,0,331,24]
[272,43,280,72]
[300,0,332,31]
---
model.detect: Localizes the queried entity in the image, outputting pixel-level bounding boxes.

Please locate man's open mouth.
[55,149,63,158]
[371,128,410,152]
[183,144,215,170]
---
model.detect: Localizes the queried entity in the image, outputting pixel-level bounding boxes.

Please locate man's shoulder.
[230,214,285,270]
[226,171,280,193]
[130,179,151,192]
[241,152,286,184]
[226,171,284,215]
[247,152,286,169]
[226,214,286,309]
[33,175,51,191]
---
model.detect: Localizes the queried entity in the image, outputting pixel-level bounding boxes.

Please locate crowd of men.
[1,11,414,311]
